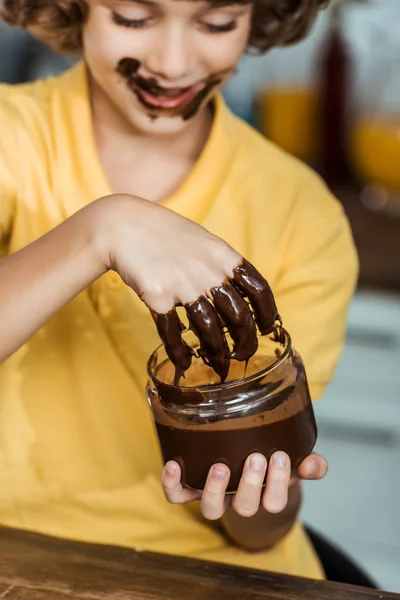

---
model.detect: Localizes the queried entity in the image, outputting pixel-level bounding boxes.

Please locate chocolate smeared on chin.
[180,76,222,121]
[116,57,231,121]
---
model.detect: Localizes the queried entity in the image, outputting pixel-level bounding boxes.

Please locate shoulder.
[225,108,344,222]
[0,62,82,119]
[0,75,57,139]
[0,64,83,183]
[221,107,357,281]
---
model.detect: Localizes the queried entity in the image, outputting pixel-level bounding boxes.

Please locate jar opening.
[147,327,291,396]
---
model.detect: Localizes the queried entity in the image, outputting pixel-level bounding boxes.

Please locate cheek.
[83,9,143,70]
[202,29,249,73]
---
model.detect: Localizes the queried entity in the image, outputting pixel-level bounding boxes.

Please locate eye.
[112,11,150,28]
[200,20,237,33]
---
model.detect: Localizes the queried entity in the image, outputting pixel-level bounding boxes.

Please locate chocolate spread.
[152,259,281,384]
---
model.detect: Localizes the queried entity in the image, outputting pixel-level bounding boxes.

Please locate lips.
[129,79,205,111]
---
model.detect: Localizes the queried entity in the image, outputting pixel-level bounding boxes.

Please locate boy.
[0,0,357,579]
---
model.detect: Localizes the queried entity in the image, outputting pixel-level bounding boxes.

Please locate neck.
[88,71,213,167]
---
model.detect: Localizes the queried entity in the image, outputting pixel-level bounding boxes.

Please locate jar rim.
[147,327,291,393]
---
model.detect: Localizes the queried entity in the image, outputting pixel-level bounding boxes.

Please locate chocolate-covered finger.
[232,259,280,335]
[212,282,258,361]
[185,296,230,382]
[151,309,194,385]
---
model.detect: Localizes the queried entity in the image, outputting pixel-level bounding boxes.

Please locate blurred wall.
[224,0,400,122]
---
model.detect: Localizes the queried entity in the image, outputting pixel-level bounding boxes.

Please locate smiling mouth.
[117,57,228,120]
[128,78,205,112]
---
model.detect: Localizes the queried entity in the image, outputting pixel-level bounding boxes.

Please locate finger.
[151,309,194,385]
[162,461,202,504]
[185,296,230,382]
[232,259,280,335]
[297,453,328,481]
[232,453,267,518]
[201,463,230,520]
[211,281,258,362]
[262,451,291,514]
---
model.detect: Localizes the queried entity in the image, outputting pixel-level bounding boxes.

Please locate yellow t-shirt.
[0,63,358,578]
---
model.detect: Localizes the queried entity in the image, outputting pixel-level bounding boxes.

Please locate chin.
[128,110,195,136]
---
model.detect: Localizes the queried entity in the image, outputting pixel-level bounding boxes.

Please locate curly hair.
[1,0,330,55]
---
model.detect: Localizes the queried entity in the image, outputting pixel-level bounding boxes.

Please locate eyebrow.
[208,0,250,6]
[124,0,156,5]
[122,0,250,6]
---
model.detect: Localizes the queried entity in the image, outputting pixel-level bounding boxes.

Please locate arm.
[0,201,105,363]
[0,193,244,364]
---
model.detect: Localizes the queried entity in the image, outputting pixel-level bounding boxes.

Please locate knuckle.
[142,289,174,314]
[235,505,258,518]
[201,496,224,520]
[204,487,222,499]
[203,481,226,500]
[211,238,238,265]
[164,492,179,504]
[243,474,264,487]
[270,468,289,483]
[202,507,223,521]
[263,502,284,515]
[162,480,177,492]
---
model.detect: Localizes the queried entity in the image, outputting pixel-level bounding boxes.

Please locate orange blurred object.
[349,117,400,191]
[256,85,320,162]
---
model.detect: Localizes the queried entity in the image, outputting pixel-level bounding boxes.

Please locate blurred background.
[1,0,399,592]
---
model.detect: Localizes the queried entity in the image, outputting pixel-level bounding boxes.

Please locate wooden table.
[0,527,399,600]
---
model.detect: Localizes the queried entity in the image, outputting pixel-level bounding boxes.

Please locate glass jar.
[146,328,317,493]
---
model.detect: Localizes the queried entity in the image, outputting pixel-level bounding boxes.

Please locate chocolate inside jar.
[147,329,317,493]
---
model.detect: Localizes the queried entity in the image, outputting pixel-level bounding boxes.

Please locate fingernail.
[250,454,265,471]
[309,457,318,476]
[165,463,176,476]
[273,452,288,468]
[212,466,227,480]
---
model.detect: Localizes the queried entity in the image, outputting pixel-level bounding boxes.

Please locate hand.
[161,452,328,520]
[94,194,279,381]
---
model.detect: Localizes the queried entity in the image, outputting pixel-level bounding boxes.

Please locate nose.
[146,23,193,83]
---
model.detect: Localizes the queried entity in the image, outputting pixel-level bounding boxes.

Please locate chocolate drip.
[151,309,194,385]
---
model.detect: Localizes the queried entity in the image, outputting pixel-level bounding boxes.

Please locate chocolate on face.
[116,57,232,121]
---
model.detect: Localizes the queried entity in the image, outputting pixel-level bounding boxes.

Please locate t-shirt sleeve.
[0,163,14,248]
[273,178,359,400]
[0,95,16,249]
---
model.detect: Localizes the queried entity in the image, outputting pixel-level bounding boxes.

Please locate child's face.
[83,0,252,135]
